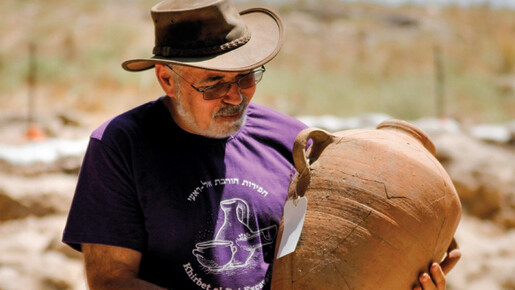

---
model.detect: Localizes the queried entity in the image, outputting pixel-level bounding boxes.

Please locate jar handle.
[292,128,334,197]
[377,119,436,156]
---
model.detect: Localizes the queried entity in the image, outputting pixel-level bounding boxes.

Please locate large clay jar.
[272,119,461,289]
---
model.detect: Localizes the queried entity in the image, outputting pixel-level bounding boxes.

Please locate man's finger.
[430,263,446,290]
[419,273,437,290]
[440,238,461,274]
[440,248,461,274]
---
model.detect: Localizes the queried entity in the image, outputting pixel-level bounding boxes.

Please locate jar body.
[271,120,461,289]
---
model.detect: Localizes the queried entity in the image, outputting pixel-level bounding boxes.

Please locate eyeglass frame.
[166,64,265,100]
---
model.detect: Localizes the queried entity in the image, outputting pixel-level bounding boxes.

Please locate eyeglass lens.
[203,69,264,100]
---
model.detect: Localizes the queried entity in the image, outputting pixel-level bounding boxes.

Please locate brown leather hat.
[122,0,284,72]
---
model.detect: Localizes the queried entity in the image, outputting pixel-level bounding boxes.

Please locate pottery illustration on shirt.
[192,198,277,273]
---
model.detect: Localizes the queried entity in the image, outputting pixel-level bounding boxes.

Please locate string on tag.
[289,156,311,206]
[288,165,299,202]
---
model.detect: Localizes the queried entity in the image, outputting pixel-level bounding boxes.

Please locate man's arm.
[82,243,165,290]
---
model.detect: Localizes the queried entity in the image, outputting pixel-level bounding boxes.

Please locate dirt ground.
[0,111,514,289]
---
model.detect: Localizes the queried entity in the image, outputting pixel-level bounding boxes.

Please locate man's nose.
[221,83,243,105]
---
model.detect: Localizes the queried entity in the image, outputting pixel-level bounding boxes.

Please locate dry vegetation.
[0,0,514,126]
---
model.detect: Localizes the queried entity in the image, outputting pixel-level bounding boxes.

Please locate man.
[62,1,459,289]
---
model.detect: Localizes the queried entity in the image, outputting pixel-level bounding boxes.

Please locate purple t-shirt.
[63,97,307,289]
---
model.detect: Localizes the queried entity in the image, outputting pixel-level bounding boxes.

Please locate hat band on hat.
[153,31,251,58]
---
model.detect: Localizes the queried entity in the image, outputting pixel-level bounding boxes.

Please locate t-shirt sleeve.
[62,137,146,252]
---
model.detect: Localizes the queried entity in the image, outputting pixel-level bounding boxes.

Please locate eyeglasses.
[167,65,265,100]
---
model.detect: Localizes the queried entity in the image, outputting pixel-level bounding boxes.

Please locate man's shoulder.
[248,102,307,131]
[91,97,165,142]
[243,102,308,147]
[247,102,306,128]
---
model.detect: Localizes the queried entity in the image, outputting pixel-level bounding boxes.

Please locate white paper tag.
[276,196,308,259]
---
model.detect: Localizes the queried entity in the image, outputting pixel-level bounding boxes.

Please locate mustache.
[215,96,248,116]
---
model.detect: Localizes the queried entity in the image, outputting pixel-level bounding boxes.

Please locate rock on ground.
[432,131,515,228]
[0,215,86,290]
[448,215,515,290]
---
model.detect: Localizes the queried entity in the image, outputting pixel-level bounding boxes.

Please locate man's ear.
[155,63,176,97]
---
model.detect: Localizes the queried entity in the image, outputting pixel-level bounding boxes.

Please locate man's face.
[163,65,257,138]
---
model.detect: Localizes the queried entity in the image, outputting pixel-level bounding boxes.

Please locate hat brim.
[121,8,284,72]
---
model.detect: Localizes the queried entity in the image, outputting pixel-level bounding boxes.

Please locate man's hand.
[413,238,462,290]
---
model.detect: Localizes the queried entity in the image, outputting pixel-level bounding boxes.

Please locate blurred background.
[0,0,514,289]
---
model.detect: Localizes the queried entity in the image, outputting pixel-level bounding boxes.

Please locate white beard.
[174,95,248,139]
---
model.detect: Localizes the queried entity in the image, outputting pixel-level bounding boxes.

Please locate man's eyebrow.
[204,75,224,82]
